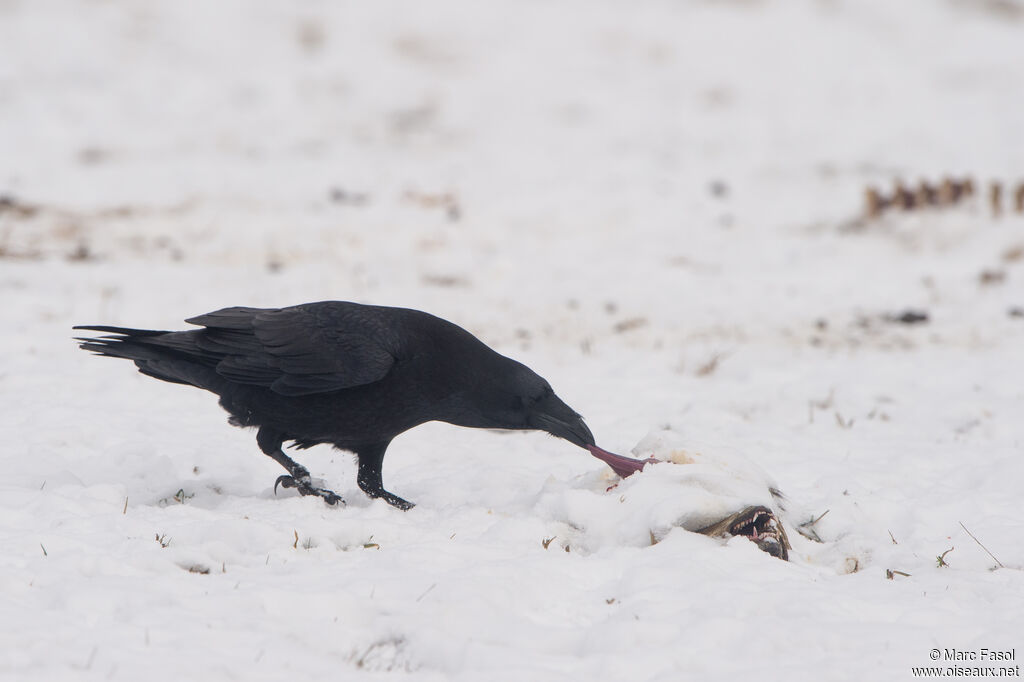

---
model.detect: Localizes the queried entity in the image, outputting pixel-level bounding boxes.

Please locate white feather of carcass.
[535,428,783,550]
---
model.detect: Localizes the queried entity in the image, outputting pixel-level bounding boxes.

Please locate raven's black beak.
[531,395,596,449]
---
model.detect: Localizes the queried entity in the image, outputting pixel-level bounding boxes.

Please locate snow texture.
[2,0,1023,680]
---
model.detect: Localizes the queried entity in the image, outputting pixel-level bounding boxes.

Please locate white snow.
[2,0,1023,679]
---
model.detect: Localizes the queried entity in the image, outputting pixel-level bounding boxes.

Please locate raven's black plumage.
[74,301,595,509]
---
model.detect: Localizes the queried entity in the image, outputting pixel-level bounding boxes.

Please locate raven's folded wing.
[186,303,398,396]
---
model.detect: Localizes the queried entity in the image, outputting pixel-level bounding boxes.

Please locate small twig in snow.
[959,522,1005,568]
[696,351,730,377]
[796,509,830,542]
[811,389,835,411]
[834,411,854,429]
[416,583,436,602]
[77,647,97,671]
[936,546,954,568]
[802,509,830,528]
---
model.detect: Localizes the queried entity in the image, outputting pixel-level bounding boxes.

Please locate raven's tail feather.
[73,326,222,390]
[73,325,170,337]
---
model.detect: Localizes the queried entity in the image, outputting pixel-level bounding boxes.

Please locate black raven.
[74,301,598,509]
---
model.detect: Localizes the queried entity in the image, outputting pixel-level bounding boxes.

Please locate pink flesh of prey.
[586,444,660,478]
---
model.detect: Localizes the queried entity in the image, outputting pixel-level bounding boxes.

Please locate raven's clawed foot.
[274,475,345,506]
[373,491,414,511]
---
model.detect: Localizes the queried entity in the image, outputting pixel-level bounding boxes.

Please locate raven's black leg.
[356,441,414,510]
[257,426,344,506]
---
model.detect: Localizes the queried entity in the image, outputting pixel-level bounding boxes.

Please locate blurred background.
[3,0,1021,325]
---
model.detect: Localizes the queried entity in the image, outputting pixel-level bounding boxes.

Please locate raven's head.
[503,361,595,449]
[443,353,595,449]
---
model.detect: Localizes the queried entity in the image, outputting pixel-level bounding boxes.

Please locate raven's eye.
[522,389,546,409]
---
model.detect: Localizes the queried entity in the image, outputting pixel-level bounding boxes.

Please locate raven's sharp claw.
[273,475,344,506]
[383,493,414,511]
[274,474,299,494]
[312,486,345,506]
[322,492,343,506]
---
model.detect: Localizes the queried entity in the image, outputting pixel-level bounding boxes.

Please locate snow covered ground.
[2,0,1023,679]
